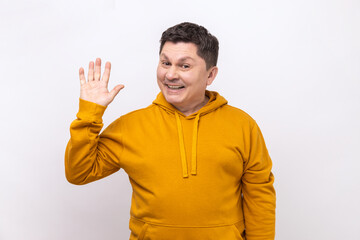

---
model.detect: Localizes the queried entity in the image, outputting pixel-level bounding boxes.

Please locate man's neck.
[175,95,209,116]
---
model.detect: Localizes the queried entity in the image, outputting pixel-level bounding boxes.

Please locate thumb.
[109,84,125,100]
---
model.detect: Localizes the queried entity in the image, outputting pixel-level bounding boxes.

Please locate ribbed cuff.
[76,98,107,123]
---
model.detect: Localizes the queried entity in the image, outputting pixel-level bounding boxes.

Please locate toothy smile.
[166,84,185,89]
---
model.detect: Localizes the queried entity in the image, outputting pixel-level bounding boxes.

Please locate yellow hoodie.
[65,91,276,240]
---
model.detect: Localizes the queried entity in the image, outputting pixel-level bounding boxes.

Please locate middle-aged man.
[65,22,276,240]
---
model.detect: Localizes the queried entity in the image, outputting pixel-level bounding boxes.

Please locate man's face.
[157,42,216,112]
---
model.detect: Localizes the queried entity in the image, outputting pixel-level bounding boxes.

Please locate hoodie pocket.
[130,217,245,240]
[231,223,245,240]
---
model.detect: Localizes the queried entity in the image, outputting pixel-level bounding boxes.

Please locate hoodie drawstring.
[191,114,200,175]
[175,112,188,178]
[175,112,200,178]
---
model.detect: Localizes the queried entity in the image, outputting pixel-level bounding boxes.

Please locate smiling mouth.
[166,84,185,89]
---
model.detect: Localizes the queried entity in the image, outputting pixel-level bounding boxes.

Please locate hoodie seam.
[130,216,244,228]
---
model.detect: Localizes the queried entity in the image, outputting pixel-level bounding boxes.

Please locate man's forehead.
[160,42,199,61]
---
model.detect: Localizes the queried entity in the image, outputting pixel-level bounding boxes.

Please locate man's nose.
[165,66,179,80]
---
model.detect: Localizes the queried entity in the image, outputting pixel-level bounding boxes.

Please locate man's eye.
[182,65,190,69]
[162,62,170,66]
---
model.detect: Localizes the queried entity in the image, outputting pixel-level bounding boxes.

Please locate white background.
[1,0,359,239]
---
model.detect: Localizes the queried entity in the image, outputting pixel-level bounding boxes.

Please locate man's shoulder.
[119,104,158,121]
[103,104,157,131]
[219,104,256,125]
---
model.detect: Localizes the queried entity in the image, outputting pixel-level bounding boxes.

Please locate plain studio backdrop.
[0,0,359,239]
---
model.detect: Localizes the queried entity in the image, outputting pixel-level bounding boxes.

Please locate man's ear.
[206,66,218,86]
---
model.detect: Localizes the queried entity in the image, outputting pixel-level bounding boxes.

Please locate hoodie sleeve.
[241,123,276,240]
[65,99,124,185]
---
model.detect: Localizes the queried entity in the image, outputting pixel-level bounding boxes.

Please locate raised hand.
[79,58,124,106]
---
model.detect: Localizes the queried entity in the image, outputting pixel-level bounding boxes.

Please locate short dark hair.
[159,22,219,70]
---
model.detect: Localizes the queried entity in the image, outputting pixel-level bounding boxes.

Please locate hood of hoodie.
[152,90,228,178]
[152,90,228,118]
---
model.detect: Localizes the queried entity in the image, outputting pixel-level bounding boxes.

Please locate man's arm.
[242,123,276,240]
[65,58,124,185]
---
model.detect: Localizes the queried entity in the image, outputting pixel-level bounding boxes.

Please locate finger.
[88,61,94,81]
[94,58,101,81]
[79,67,86,85]
[109,84,125,100]
[101,61,111,84]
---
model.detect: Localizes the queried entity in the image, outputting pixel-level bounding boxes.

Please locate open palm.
[79,58,124,106]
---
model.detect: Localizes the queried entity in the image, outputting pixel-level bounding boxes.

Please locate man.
[65,22,276,240]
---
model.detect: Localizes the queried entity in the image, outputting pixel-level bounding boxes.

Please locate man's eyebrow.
[178,57,195,62]
[160,53,169,60]
[160,53,195,62]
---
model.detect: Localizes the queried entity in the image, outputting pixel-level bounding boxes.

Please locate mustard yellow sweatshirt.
[65,91,276,240]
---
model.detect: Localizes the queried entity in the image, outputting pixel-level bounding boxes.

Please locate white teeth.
[167,85,183,89]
